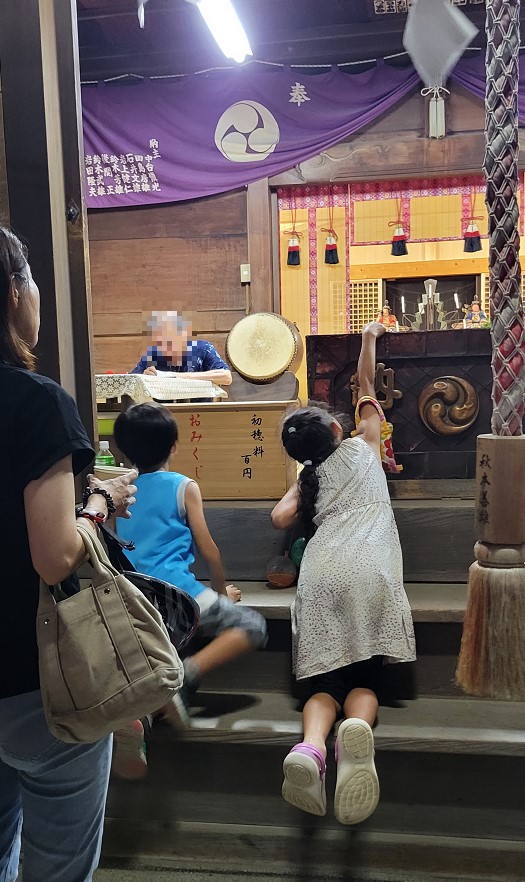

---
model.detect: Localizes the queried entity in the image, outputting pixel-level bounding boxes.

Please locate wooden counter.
[98,400,298,501]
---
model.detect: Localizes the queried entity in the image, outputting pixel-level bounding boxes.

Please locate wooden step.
[194,499,476,582]
[100,823,525,882]
[173,691,525,756]
[106,694,525,848]
[193,582,467,698]
[232,580,468,622]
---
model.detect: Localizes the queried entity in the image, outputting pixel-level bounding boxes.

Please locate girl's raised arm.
[353,322,386,457]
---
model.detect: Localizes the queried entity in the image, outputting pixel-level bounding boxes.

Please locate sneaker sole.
[334,719,379,825]
[282,752,326,817]
[111,720,148,780]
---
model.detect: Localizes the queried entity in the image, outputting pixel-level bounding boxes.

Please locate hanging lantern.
[323,232,339,265]
[389,198,408,256]
[285,193,301,266]
[321,187,340,264]
[463,191,483,253]
[390,224,408,256]
[287,234,301,266]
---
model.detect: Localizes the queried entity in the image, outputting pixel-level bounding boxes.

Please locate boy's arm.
[185,481,227,594]
[353,321,386,456]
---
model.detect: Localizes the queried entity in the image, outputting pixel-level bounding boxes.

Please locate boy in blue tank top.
[112,404,267,776]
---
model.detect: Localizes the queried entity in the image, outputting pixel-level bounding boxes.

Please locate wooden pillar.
[247,178,274,314]
[0,0,96,441]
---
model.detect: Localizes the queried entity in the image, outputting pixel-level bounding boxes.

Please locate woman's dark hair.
[281,406,340,542]
[0,227,35,370]
[114,403,178,471]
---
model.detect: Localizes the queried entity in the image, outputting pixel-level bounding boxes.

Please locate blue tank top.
[117,470,205,600]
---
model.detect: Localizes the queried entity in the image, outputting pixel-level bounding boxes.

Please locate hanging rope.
[484,0,525,436]
[284,191,302,266]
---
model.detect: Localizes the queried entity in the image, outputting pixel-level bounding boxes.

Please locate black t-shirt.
[0,364,94,699]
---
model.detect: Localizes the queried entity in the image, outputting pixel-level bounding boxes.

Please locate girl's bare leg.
[302,692,341,755]
[342,687,378,726]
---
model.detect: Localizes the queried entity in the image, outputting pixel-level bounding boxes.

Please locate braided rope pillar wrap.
[484,0,525,436]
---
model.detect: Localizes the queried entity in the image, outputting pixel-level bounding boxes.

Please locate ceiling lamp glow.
[187,0,253,64]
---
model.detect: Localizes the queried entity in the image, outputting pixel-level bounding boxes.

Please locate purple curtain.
[451,53,525,124]
[82,63,419,208]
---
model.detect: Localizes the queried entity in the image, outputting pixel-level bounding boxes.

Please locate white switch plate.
[240,263,251,283]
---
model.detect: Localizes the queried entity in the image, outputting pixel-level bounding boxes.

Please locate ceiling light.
[186,0,253,64]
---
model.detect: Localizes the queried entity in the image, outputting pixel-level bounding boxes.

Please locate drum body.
[226,313,303,383]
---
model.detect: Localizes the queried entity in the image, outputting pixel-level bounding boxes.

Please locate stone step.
[100,823,525,882]
[197,582,467,697]
[105,694,525,847]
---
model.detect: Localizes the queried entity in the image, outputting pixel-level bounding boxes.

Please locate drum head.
[227,313,303,382]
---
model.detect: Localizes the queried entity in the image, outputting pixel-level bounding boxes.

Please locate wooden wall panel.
[89,190,248,374]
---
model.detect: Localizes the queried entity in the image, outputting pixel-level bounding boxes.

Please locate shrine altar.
[307,330,495,480]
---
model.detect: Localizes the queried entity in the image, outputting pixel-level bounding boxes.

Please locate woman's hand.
[362,321,387,338]
[87,469,138,519]
[144,365,157,376]
[226,584,242,603]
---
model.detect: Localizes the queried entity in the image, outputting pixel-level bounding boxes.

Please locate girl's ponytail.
[281,406,339,542]
[297,464,319,542]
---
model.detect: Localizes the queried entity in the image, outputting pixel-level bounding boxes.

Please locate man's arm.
[177,368,232,386]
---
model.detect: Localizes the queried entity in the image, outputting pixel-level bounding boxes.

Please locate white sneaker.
[334,718,379,825]
[111,720,148,780]
[282,743,327,817]
[160,691,191,730]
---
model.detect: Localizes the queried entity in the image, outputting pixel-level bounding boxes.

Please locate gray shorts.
[197,593,267,650]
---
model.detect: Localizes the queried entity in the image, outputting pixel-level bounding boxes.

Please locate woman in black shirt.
[0,228,137,882]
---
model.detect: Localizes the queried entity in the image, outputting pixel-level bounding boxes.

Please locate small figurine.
[462,297,487,328]
[375,303,397,331]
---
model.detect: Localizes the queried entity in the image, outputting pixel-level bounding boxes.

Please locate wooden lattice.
[348,279,381,332]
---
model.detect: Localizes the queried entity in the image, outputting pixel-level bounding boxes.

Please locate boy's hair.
[114,403,178,470]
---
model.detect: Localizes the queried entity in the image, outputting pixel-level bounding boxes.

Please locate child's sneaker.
[159,685,191,730]
[112,719,148,780]
[282,742,327,816]
[334,718,379,825]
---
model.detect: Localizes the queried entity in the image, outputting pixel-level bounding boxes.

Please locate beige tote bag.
[37,520,183,743]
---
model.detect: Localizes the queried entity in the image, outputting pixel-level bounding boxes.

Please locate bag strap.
[76,520,120,580]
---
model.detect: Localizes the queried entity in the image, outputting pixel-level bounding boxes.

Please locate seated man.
[131,311,232,386]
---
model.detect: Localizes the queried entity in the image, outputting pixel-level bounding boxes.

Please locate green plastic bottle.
[95,440,116,467]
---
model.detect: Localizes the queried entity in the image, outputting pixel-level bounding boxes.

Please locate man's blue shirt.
[131,339,228,374]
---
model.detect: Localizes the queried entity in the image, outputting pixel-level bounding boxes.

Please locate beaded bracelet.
[82,485,116,514]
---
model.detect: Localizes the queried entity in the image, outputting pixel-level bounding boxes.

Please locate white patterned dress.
[292,436,416,680]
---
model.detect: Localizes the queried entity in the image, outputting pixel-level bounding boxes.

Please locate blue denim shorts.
[198,594,267,650]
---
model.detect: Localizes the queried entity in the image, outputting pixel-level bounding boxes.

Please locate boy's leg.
[185,597,267,685]
[161,597,267,728]
[112,719,148,780]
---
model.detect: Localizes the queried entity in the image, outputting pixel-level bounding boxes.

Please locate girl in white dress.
[271,322,416,825]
